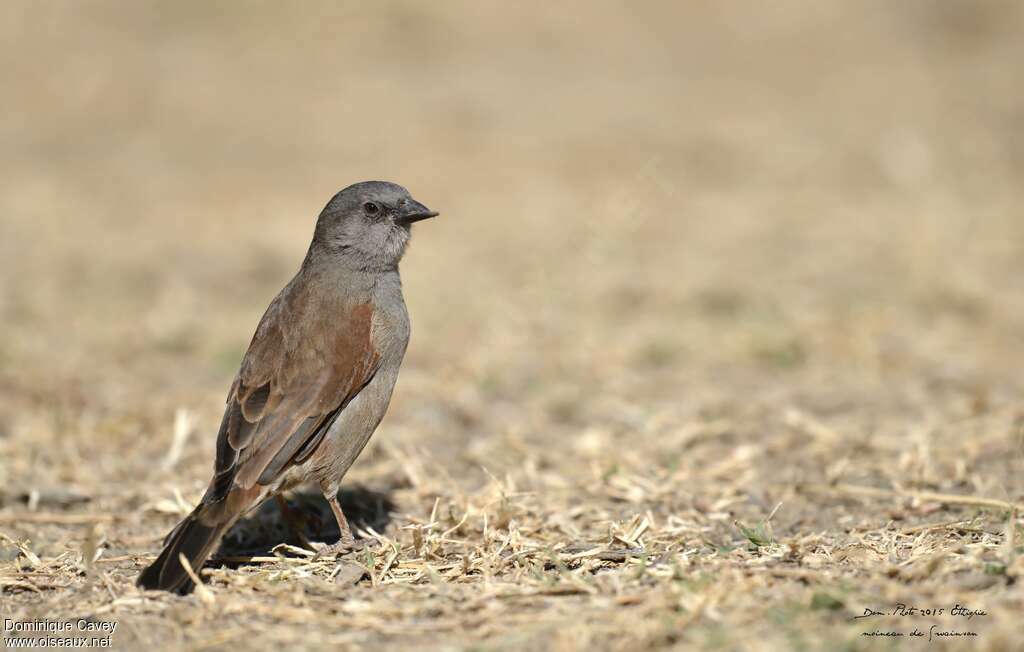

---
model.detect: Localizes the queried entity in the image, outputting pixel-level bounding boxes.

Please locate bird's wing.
[206,279,380,501]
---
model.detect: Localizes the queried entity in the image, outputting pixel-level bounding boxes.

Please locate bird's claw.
[311,538,367,560]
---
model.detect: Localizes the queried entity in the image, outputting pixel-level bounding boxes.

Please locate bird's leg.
[327,494,356,547]
[311,492,366,558]
[274,495,315,550]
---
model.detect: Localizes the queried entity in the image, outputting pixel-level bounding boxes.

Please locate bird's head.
[313,181,438,270]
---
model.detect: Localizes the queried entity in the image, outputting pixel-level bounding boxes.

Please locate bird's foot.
[311,537,368,560]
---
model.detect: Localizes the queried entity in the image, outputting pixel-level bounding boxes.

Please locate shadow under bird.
[137,181,438,594]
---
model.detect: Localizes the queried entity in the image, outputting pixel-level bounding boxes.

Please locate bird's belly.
[309,367,400,490]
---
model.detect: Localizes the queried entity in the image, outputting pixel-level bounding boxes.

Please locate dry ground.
[2,2,1024,650]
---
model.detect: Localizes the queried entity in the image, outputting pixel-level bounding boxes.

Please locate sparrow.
[137,181,438,594]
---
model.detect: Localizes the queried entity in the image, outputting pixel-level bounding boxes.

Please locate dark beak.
[396,199,439,225]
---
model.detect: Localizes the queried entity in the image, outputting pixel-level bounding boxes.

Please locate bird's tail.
[137,491,254,594]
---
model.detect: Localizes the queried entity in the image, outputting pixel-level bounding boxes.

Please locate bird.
[137,180,438,594]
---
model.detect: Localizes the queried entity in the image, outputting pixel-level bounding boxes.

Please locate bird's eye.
[363,202,380,215]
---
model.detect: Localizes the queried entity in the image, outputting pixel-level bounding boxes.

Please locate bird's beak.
[396,199,439,225]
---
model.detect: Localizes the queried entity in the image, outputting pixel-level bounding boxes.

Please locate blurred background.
[3,0,1023,457]
[4,0,1024,528]
[1,1,1023,646]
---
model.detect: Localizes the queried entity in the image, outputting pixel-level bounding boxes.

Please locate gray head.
[312,181,438,270]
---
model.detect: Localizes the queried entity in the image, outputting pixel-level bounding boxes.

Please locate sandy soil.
[2,2,1023,650]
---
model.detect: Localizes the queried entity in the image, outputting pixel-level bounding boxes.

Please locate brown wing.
[207,277,380,501]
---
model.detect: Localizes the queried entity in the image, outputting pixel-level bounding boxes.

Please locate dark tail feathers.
[137,508,229,595]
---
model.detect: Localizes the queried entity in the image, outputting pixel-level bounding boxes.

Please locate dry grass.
[2,2,1024,650]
